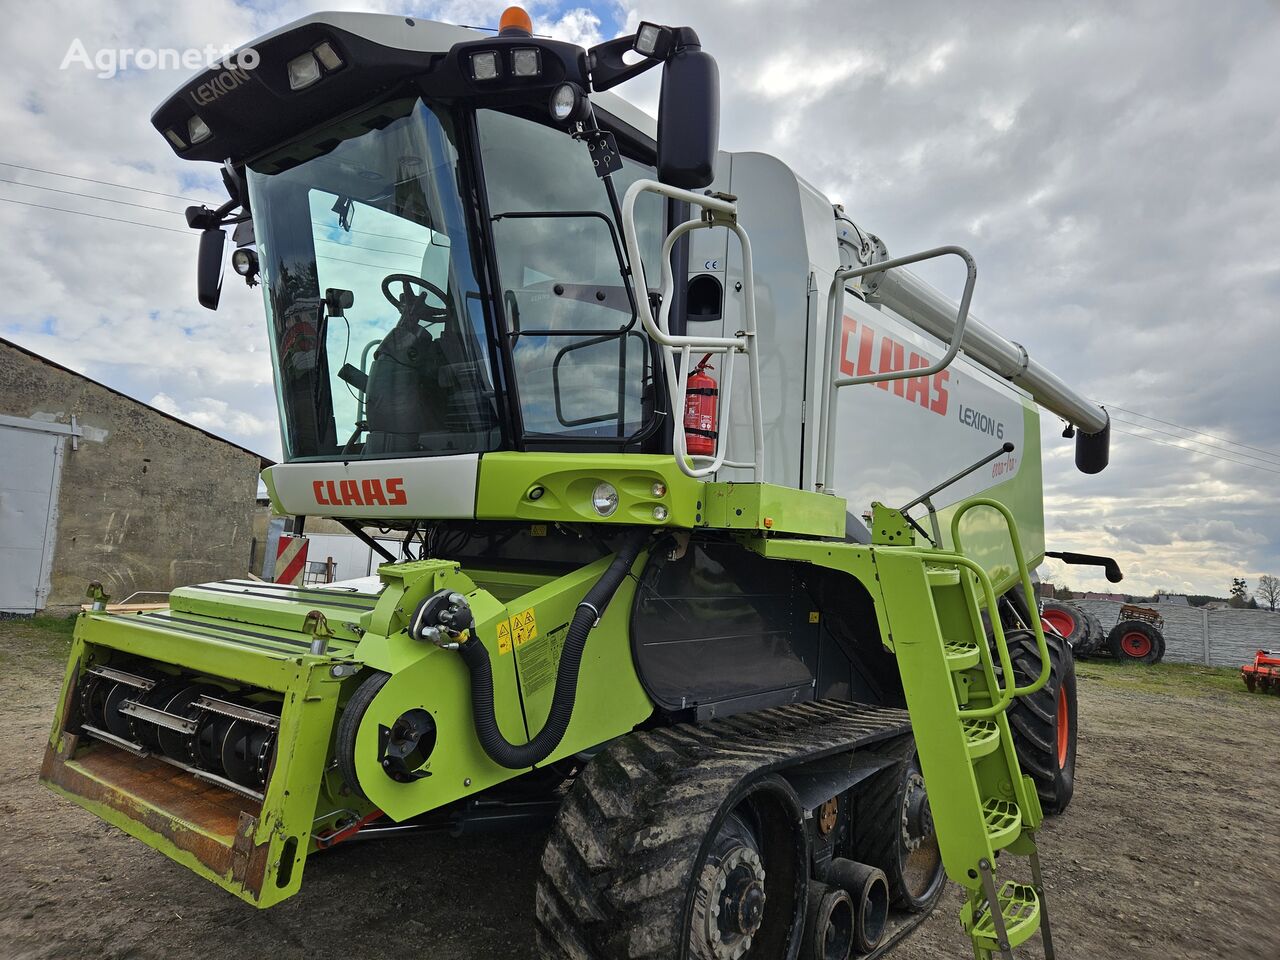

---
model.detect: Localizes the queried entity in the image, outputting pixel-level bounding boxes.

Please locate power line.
[1101,402,1280,461]
[0,160,203,202]
[0,177,187,216]
[0,195,193,234]
[1112,426,1280,476]
[1110,415,1280,468]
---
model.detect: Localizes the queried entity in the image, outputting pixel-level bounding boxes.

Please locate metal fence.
[1074,600,1280,668]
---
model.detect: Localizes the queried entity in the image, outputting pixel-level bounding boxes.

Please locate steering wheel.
[381,273,452,322]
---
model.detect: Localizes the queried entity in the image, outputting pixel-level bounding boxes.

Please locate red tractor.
[1242,650,1280,694]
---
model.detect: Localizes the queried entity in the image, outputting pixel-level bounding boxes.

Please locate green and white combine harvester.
[41,9,1125,959]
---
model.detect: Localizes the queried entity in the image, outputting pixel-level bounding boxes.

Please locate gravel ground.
[1,618,1277,959]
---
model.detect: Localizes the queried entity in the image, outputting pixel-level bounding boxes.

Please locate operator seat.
[363,319,445,454]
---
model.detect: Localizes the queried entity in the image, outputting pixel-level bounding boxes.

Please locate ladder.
[871,497,1057,959]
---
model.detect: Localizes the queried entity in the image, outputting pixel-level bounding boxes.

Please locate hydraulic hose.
[458,529,648,769]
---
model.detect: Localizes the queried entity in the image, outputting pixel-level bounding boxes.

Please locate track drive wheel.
[536,740,806,960]
[1002,631,1077,815]
[1107,620,1163,664]
[849,754,945,912]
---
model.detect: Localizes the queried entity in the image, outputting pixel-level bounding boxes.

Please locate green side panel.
[260,465,284,515]
[703,482,847,537]
[935,407,1045,596]
[475,452,704,527]
[509,551,654,768]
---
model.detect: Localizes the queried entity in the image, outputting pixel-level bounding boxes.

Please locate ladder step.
[962,717,1000,759]
[926,564,961,587]
[982,798,1022,849]
[967,881,1042,952]
[944,638,981,671]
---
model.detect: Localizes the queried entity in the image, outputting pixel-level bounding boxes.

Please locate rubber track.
[535,700,913,960]
[849,758,940,913]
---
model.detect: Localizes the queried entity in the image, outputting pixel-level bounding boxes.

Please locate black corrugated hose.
[459,529,648,769]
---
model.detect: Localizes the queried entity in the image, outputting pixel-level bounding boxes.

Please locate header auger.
[42,8,1120,958]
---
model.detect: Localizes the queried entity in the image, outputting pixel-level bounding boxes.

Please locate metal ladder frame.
[619,179,764,479]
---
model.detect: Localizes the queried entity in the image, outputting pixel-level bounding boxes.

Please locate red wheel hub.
[1043,609,1075,637]
[1120,631,1152,658]
[1056,686,1070,769]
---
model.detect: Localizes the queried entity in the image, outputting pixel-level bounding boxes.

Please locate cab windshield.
[247,97,663,462]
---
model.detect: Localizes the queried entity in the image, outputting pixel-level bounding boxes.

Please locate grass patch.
[1076,657,1278,705]
[0,613,77,665]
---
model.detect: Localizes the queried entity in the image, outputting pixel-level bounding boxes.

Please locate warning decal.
[496,619,513,655]
[512,607,539,647]
[518,622,569,698]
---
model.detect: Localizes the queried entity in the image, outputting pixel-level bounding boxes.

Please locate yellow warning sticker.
[530,524,548,537]
[809,611,821,624]
[512,607,539,646]
[496,619,513,655]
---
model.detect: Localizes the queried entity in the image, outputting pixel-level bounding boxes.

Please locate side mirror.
[657,45,719,189]
[197,227,226,310]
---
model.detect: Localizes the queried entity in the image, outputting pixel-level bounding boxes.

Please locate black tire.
[1107,621,1162,664]
[1040,601,1086,648]
[1075,610,1105,658]
[1002,631,1077,815]
[849,754,945,912]
[335,670,390,799]
[536,733,807,960]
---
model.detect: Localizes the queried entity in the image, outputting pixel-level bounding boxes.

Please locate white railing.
[619,179,764,479]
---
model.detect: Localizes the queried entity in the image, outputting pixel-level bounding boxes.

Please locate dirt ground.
[1,618,1277,960]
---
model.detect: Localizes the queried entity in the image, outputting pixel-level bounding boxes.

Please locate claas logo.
[312,478,408,507]
[840,316,950,416]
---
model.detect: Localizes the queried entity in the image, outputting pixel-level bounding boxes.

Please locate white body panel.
[265,454,478,519]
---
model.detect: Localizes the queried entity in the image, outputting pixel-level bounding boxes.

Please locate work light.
[633,22,672,59]
[511,48,541,77]
[549,82,587,123]
[187,115,212,144]
[470,51,500,81]
[231,248,259,278]
[287,51,322,89]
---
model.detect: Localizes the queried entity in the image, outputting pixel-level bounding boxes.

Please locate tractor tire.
[1107,621,1163,664]
[849,754,945,913]
[1001,631,1077,815]
[1040,601,1087,650]
[1075,609,1105,658]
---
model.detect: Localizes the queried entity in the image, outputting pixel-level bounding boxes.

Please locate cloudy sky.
[2,0,1277,597]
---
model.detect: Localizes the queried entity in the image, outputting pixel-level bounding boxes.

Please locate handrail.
[619,179,764,478]
[906,549,1019,718]
[950,498,1052,698]
[815,246,977,492]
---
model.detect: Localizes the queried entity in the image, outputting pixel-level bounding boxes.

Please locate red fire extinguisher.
[683,353,719,456]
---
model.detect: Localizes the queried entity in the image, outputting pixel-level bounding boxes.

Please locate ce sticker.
[703,259,720,270]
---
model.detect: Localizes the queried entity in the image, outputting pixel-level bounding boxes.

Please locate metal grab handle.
[950,498,1053,699]
[816,245,977,492]
[619,178,764,479]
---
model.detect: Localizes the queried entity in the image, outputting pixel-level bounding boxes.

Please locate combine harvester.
[41,9,1123,958]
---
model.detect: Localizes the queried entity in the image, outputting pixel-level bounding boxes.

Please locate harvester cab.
[43,9,1117,959]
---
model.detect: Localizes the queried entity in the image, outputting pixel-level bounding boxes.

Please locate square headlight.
[511,48,541,77]
[287,51,322,90]
[470,51,500,81]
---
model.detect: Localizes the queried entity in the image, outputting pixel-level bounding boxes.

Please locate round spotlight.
[549,82,587,124]
[591,481,619,517]
[651,481,667,498]
[231,248,259,279]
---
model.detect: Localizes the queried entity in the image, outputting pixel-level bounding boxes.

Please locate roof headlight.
[287,51,322,89]
[470,51,500,81]
[313,42,343,72]
[187,115,212,144]
[511,48,541,77]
